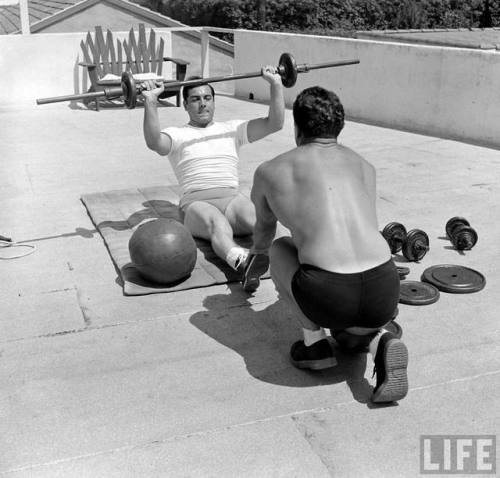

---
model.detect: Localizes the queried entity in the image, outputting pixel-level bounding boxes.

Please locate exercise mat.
[81,185,283,296]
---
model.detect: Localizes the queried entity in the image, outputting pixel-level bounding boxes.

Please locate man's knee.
[184,204,232,238]
[225,195,255,234]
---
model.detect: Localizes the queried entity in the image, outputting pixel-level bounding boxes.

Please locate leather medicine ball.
[129,218,197,284]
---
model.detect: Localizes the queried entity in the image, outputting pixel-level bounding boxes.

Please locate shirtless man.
[249,86,408,403]
[141,67,284,289]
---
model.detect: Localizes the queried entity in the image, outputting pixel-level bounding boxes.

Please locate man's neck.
[300,136,338,146]
[188,120,214,128]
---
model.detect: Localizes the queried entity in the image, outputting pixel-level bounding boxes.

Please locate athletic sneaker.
[290,339,337,370]
[241,253,270,293]
[372,332,409,403]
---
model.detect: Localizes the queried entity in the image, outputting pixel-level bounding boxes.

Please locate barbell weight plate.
[399,280,440,305]
[397,266,410,279]
[402,229,429,262]
[121,71,137,109]
[421,264,486,294]
[445,216,469,239]
[279,53,298,88]
[382,222,407,254]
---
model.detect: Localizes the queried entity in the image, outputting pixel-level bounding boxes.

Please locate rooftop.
[358,27,500,50]
[2,95,499,476]
[0,0,80,34]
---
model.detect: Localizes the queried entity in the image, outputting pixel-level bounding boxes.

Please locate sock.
[303,327,327,346]
[225,247,248,271]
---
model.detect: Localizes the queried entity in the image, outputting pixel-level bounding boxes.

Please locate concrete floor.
[1,94,499,477]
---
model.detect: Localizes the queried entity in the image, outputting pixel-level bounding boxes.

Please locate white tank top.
[162,120,249,195]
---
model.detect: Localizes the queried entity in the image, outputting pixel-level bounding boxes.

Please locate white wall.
[234,30,500,149]
[0,29,173,106]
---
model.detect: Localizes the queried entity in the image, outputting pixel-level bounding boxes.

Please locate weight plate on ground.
[397,266,410,279]
[445,216,469,239]
[382,222,407,254]
[399,280,440,305]
[421,264,486,293]
[331,320,403,353]
[385,320,403,338]
[278,53,298,88]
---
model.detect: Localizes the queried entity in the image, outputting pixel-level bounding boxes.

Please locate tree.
[479,0,493,26]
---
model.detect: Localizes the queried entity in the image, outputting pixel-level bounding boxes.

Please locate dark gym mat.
[81,185,286,296]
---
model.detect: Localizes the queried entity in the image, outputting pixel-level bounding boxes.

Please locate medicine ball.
[129,218,197,285]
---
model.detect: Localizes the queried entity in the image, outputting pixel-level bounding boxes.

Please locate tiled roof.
[0,0,82,34]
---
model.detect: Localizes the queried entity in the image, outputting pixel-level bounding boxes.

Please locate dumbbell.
[445,216,478,251]
[382,222,430,262]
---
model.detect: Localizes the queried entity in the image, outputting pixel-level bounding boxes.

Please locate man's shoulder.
[162,123,190,134]
[257,150,295,177]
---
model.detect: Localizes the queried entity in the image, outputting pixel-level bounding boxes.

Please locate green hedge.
[159,0,500,36]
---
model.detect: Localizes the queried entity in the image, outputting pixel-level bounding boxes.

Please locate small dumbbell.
[445,216,478,251]
[382,222,430,262]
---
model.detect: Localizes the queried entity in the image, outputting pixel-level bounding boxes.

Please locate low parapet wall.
[234,30,500,149]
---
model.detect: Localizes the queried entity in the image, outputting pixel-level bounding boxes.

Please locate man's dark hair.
[293,86,345,139]
[182,76,215,102]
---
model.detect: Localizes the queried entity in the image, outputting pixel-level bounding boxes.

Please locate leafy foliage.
[157,0,500,37]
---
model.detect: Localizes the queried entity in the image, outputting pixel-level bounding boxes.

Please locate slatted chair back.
[123,23,165,76]
[80,26,124,79]
[79,24,189,109]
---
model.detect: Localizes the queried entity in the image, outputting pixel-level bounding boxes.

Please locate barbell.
[36,52,360,109]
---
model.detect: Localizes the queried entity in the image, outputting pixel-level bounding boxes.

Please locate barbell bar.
[36,52,360,109]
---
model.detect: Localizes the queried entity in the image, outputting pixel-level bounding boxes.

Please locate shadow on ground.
[190,284,375,404]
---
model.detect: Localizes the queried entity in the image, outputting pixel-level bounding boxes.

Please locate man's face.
[184,85,215,127]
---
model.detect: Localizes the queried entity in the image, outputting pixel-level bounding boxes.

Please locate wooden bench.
[79,24,189,110]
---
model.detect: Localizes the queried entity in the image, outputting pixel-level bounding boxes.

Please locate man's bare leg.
[270,236,336,369]
[226,194,272,292]
[183,201,247,269]
[224,193,256,236]
[269,236,320,331]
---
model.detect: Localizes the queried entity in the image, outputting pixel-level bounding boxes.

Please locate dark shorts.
[291,259,400,330]
[179,187,239,215]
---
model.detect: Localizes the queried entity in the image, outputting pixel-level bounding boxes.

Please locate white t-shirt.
[162,120,249,196]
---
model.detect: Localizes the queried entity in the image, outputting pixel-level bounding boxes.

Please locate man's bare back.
[254,139,390,273]
[248,86,407,402]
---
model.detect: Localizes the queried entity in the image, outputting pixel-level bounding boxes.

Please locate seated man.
[141,67,284,290]
[248,86,408,403]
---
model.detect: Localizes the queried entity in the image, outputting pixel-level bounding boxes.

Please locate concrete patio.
[1,93,499,476]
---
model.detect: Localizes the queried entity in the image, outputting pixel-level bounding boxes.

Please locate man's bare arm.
[142,80,172,156]
[247,67,285,143]
[250,166,278,253]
